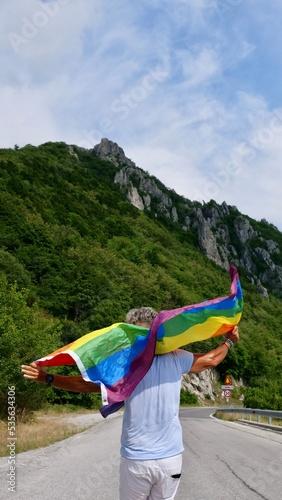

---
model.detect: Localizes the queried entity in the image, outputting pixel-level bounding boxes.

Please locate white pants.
[119,454,182,500]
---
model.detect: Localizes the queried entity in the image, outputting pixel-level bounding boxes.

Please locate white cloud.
[0,0,282,230]
[0,83,62,146]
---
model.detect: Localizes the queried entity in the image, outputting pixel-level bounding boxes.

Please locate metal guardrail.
[216,407,282,426]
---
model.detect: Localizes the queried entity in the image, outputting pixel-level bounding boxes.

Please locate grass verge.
[0,407,99,457]
[215,411,282,427]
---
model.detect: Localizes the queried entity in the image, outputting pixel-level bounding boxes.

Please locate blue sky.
[1,0,282,230]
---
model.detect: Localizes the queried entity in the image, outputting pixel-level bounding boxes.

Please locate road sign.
[221,385,234,390]
[224,375,232,385]
[224,389,231,398]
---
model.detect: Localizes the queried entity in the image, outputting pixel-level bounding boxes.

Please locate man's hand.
[21,362,46,384]
[225,325,239,344]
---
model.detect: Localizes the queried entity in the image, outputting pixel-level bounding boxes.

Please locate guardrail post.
[217,408,282,427]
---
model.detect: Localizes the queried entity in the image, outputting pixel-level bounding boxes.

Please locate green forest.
[0,141,281,417]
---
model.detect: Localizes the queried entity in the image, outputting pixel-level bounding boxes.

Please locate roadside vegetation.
[0,406,101,457]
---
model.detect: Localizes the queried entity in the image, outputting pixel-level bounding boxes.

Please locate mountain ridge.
[91,138,282,298]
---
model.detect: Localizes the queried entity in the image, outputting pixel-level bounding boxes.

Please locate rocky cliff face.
[93,138,282,297]
[182,369,220,402]
[93,138,136,168]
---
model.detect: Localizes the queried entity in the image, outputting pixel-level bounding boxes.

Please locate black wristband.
[45,373,55,386]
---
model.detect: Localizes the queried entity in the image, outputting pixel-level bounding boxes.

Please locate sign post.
[221,376,233,403]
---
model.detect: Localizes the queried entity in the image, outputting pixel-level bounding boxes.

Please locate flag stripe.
[155,312,242,354]
[157,298,243,341]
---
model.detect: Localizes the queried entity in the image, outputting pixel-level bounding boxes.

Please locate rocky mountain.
[1,139,281,410]
[92,138,282,298]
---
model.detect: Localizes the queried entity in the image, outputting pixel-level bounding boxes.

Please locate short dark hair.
[125,307,158,327]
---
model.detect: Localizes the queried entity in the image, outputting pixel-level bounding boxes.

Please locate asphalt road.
[178,408,282,500]
[0,407,281,500]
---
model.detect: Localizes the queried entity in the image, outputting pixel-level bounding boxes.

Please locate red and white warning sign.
[221,375,234,390]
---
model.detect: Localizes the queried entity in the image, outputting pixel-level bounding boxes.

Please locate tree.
[0,276,61,418]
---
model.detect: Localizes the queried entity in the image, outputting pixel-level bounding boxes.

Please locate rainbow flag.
[36,266,243,415]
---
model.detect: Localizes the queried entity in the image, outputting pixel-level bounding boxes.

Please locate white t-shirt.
[120,349,194,460]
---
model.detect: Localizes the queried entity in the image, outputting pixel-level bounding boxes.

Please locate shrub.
[180,389,198,405]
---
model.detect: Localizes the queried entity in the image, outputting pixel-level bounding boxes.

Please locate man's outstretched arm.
[189,326,239,373]
[21,362,100,393]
